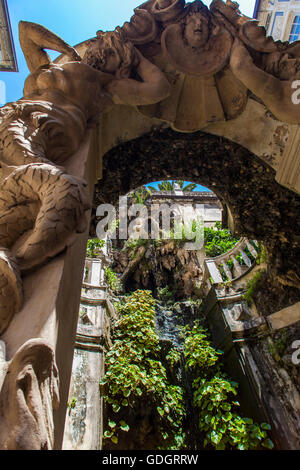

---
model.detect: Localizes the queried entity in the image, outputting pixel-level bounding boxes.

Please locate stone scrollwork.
[0,339,59,450]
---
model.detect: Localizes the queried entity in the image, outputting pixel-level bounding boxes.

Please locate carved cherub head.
[83,31,138,78]
[182,2,211,49]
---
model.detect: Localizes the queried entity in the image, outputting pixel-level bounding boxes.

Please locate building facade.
[254,0,300,42]
[0,0,17,71]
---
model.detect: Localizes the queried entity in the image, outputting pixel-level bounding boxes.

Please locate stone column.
[0,130,97,449]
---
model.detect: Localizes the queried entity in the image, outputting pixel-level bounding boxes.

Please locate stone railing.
[203,238,260,292]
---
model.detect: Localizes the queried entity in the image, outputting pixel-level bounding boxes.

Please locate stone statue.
[105,0,300,130]
[230,37,300,124]
[0,339,59,450]
[0,21,171,336]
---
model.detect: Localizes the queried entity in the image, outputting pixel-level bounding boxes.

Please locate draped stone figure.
[0,21,171,337]
[0,19,170,449]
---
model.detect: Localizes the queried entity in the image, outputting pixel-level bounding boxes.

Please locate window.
[270,11,284,40]
[289,15,300,42]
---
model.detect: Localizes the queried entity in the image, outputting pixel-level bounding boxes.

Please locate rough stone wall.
[62,258,116,450]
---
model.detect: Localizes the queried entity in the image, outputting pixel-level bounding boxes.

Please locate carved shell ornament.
[162,14,233,77]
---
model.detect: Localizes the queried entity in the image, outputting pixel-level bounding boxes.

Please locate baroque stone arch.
[93,127,300,296]
[0,0,300,449]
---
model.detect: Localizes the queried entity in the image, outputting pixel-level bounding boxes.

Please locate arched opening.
[70,127,300,450]
[92,127,300,314]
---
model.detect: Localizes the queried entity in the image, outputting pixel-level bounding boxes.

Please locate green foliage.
[255,243,267,265]
[100,290,185,449]
[166,348,181,369]
[182,322,273,450]
[268,329,289,361]
[67,397,77,416]
[130,187,152,205]
[104,267,123,293]
[124,237,149,252]
[204,222,239,258]
[165,218,203,245]
[86,238,105,258]
[148,180,197,192]
[243,271,264,306]
[157,286,174,302]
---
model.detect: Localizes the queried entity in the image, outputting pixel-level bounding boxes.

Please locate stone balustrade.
[203,238,260,291]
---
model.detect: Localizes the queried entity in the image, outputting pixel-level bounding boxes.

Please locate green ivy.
[104,267,123,293]
[204,222,239,258]
[100,290,185,449]
[181,322,274,450]
[157,286,174,302]
[243,271,264,306]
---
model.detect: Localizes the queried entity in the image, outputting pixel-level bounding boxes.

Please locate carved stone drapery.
[0,339,59,450]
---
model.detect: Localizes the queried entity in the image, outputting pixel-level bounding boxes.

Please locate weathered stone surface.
[0,339,59,450]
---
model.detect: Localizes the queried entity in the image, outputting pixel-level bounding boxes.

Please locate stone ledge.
[267,302,300,331]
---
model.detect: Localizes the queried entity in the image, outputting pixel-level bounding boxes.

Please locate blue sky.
[2,0,256,192]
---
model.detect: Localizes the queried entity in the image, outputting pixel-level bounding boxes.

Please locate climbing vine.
[181,322,274,450]
[101,290,274,450]
[104,267,123,293]
[100,290,185,449]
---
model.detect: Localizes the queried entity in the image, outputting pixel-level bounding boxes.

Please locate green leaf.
[108,420,116,429]
[111,436,119,445]
[237,443,247,450]
[120,421,130,432]
[261,423,271,431]
[262,439,274,450]
[157,406,164,416]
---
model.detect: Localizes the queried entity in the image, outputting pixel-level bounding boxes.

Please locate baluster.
[90,260,102,286]
[240,249,252,267]
[246,240,258,258]
[206,260,223,284]
[223,262,233,281]
[233,257,243,278]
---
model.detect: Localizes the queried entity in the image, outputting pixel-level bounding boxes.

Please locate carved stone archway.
[0,0,300,449]
[93,127,300,310]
